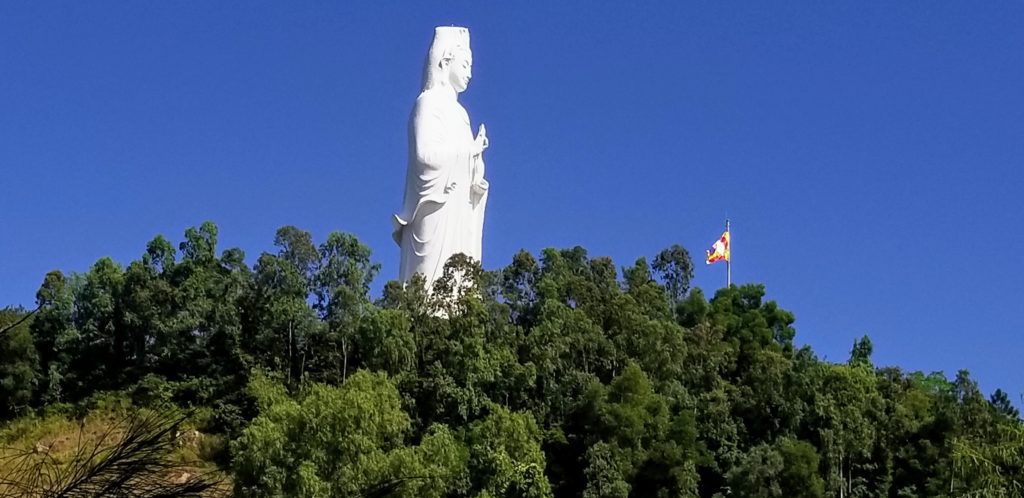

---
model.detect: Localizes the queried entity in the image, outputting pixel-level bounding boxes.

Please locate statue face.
[448,51,473,93]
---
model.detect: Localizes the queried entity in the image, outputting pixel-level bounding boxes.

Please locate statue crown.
[423,26,472,90]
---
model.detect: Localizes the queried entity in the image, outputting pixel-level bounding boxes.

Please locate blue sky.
[2,2,1021,402]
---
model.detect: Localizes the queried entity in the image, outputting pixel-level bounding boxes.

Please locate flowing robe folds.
[393,86,488,287]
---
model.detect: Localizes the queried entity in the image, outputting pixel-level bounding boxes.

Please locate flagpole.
[726,219,731,287]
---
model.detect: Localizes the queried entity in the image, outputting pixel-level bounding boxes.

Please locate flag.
[706,230,730,264]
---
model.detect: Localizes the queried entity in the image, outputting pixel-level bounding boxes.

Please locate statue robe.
[393,86,488,287]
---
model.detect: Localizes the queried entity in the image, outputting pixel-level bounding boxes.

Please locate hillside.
[1,222,1021,497]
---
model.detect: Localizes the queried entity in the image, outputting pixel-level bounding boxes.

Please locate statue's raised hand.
[473,123,488,156]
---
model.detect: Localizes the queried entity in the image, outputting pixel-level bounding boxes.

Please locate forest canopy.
[1,222,1021,497]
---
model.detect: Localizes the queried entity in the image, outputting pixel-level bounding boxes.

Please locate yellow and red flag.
[706,231,730,264]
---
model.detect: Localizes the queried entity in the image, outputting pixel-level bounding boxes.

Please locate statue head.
[422,26,472,93]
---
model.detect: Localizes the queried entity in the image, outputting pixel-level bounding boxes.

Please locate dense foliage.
[1,222,1021,497]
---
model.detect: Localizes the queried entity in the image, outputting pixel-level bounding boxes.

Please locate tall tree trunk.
[342,337,348,382]
[287,321,293,385]
[839,451,845,498]
[949,459,955,494]
[847,458,852,497]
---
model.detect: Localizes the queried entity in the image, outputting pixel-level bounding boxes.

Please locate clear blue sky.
[2,2,1022,402]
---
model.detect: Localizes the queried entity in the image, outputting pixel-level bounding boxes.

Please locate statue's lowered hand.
[471,178,489,203]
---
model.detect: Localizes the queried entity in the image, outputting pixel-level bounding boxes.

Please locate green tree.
[307,232,380,384]
[990,388,1020,420]
[30,270,78,404]
[0,307,39,419]
[582,442,630,498]
[810,363,882,497]
[120,235,178,379]
[952,422,1024,496]
[71,257,126,395]
[246,227,321,385]
[577,364,699,498]
[777,438,825,498]
[652,244,694,303]
[849,335,874,367]
[724,439,825,498]
[464,407,554,498]
[724,443,784,498]
[232,370,466,498]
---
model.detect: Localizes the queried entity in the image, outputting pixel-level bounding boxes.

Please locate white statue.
[393,26,489,288]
